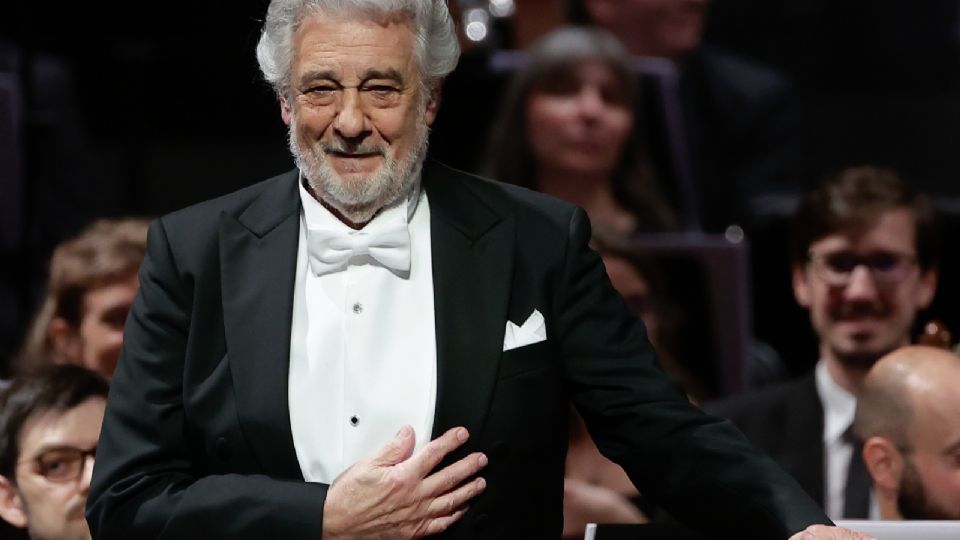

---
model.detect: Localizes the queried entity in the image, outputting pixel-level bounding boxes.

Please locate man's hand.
[788,525,877,540]
[322,425,488,539]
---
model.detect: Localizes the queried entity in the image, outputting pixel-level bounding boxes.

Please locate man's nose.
[334,89,371,139]
[843,265,879,299]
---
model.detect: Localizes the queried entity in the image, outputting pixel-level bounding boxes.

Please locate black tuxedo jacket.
[87,161,828,539]
[705,372,825,507]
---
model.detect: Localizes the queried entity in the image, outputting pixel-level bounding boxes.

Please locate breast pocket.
[497,340,556,381]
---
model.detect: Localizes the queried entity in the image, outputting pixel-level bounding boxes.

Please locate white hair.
[256,0,461,97]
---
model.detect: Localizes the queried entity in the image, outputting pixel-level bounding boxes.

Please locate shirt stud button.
[352,302,363,314]
[350,415,359,426]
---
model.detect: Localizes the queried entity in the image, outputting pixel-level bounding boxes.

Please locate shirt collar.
[815,359,858,444]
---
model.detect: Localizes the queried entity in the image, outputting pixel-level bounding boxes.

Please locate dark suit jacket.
[87,161,829,539]
[705,372,825,507]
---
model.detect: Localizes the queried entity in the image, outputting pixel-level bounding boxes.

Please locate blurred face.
[526,60,632,178]
[586,0,708,58]
[793,209,936,368]
[78,273,138,379]
[897,380,960,519]
[282,13,438,223]
[6,398,105,540]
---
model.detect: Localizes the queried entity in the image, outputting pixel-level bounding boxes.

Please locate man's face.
[897,381,960,519]
[282,12,438,222]
[3,397,105,540]
[792,209,937,368]
[75,273,138,378]
[585,0,708,58]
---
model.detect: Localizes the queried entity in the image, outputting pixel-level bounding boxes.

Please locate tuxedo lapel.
[425,163,515,454]
[790,374,826,506]
[219,170,304,480]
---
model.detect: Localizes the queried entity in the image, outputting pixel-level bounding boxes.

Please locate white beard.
[287,105,430,225]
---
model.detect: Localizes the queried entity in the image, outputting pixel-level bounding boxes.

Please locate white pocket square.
[503,309,547,352]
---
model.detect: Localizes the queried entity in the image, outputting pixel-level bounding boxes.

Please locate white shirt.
[815,360,878,520]
[288,176,437,484]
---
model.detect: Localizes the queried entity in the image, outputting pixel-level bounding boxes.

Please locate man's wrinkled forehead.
[303,5,416,35]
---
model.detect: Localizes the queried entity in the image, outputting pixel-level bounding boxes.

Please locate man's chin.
[832,341,895,369]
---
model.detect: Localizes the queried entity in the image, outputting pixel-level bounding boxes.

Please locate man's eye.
[365,86,399,97]
[867,253,898,271]
[826,253,858,272]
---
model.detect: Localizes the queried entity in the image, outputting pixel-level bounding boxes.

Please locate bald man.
[853,345,960,519]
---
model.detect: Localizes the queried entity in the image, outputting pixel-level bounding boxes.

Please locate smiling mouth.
[330,151,380,159]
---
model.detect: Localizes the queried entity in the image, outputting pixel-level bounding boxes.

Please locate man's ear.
[0,476,27,529]
[280,95,293,126]
[862,436,903,495]
[424,84,442,126]
[792,265,812,308]
[48,317,81,363]
[915,266,938,309]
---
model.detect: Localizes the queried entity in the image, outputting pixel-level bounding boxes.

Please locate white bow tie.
[306,222,411,275]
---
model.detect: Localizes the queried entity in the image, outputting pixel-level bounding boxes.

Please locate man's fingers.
[406,426,470,478]
[425,476,486,518]
[421,451,488,497]
[372,425,417,466]
[420,507,468,537]
[789,525,877,540]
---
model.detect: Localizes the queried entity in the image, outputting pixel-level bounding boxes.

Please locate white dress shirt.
[288,176,437,484]
[815,360,878,520]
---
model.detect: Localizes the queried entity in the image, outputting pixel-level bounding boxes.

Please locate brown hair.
[790,166,939,270]
[485,26,678,232]
[17,218,149,372]
[0,365,109,479]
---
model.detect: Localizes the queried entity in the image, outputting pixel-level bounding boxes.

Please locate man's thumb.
[375,425,416,466]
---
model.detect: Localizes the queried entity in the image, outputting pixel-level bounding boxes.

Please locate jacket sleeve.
[86,218,327,540]
[557,207,830,539]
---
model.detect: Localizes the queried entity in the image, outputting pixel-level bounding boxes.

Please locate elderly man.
[0,365,109,540]
[854,345,960,520]
[86,2,867,539]
[708,166,939,519]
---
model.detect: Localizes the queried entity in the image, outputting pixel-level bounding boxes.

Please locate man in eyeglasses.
[0,365,108,540]
[708,165,940,519]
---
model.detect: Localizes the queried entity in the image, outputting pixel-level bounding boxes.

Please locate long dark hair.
[485,26,677,231]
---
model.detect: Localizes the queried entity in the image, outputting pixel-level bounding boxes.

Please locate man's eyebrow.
[298,69,339,87]
[360,68,404,83]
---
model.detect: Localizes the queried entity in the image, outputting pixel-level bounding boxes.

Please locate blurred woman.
[487,26,676,238]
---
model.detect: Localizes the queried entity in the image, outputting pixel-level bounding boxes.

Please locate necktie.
[307,221,411,275]
[843,428,871,518]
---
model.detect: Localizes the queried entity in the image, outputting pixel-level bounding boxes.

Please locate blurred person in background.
[854,345,960,520]
[17,218,148,379]
[708,166,939,519]
[487,25,678,239]
[0,365,108,540]
[567,0,802,233]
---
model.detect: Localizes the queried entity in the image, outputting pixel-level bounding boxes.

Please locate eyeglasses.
[19,446,96,483]
[807,250,918,286]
